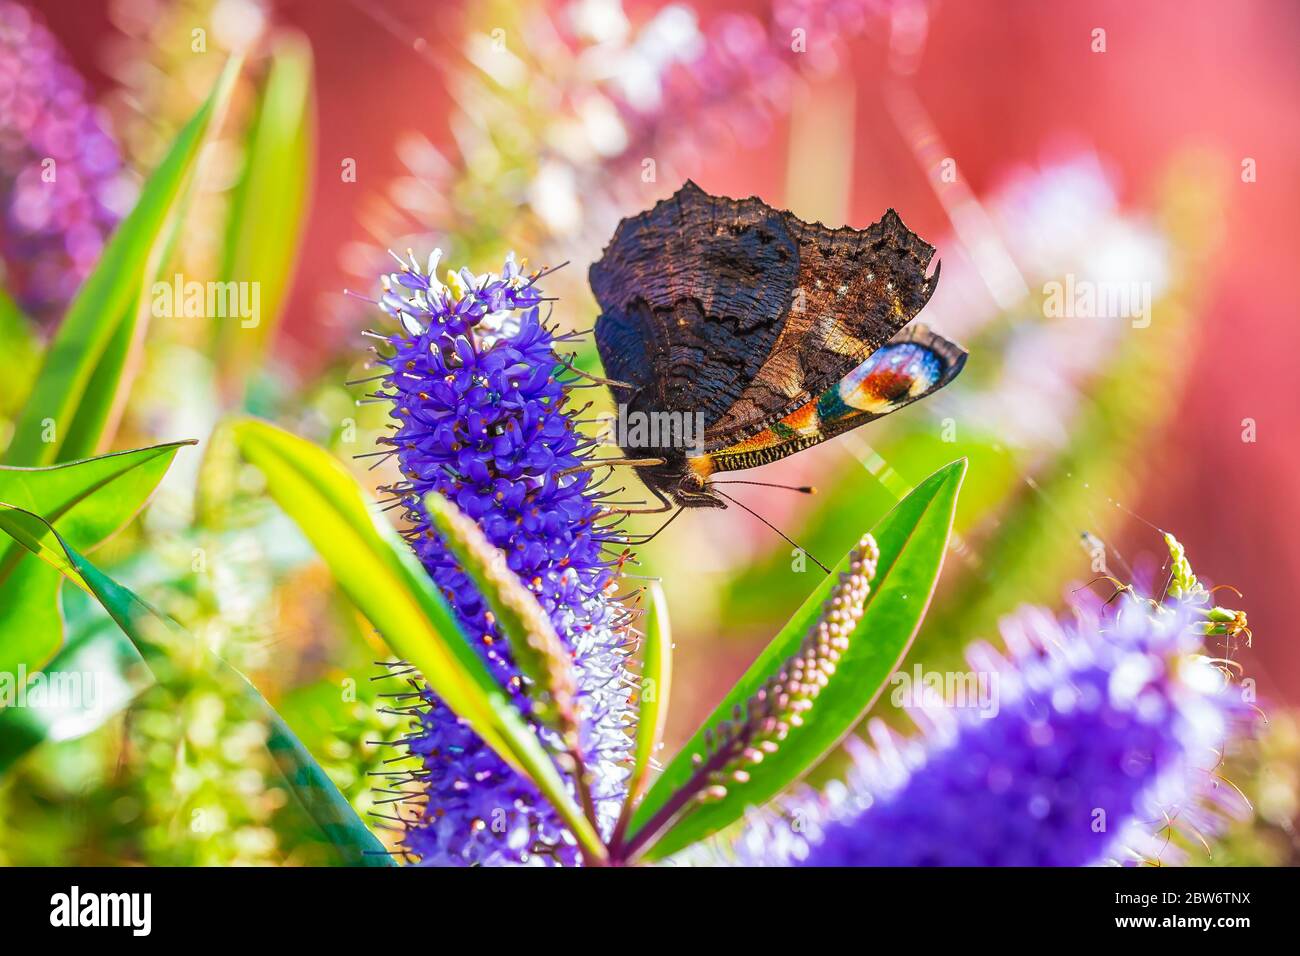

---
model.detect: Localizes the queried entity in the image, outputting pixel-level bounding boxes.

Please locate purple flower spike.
[373,250,633,865]
[0,0,130,321]
[729,594,1253,867]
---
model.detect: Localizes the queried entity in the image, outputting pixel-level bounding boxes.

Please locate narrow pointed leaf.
[230,418,605,862]
[0,287,39,426]
[0,560,64,672]
[214,34,314,399]
[626,458,966,861]
[4,58,240,465]
[423,492,580,741]
[630,580,672,804]
[0,505,392,866]
[0,503,91,591]
[0,441,195,675]
[0,440,196,558]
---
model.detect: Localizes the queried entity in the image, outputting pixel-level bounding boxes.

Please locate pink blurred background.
[46,0,1300,701]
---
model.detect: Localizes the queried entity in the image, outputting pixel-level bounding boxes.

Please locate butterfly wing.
[591,181,800,433]
[592,181,951,476]
[704,325,967,474]
[702,205,941,450]
[590,182,941,452]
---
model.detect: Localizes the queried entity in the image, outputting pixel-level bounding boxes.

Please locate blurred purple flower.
[372,251,633,865]
[0,0,130,321]
[334,1,902,333]
[728,593,1253,866]
[602,1,908,156]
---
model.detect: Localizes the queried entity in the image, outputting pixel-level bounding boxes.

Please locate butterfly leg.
[556,456,666,479]
[618,504,686,544]
[601,476,674,515]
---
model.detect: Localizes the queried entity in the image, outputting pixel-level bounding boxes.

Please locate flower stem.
[612,736,742,864]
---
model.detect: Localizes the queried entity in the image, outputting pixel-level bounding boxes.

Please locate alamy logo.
[605,404,706,456]
[50,886,151,936]
[151,274,261,328]
[0,667,101,715]
[1042,274,1152,329]
[889,665,999,718]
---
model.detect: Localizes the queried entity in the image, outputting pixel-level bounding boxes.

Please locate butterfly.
[589,180,966,513]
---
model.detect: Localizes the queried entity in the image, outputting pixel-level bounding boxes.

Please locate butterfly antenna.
[711,488,830,573]
[709,480,818,495]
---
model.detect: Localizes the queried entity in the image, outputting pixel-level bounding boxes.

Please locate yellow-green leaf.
[0,441,194,676]
[0,288,39,431]
[424,492,580,740]
[214,34,314,400]
[0,505,392,866]
[624,459,966,861]
[631,580,671,804]
[229,418,605,862]
[4,58,240,465]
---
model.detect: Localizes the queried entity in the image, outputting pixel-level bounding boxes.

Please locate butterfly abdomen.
[704,434,826,474]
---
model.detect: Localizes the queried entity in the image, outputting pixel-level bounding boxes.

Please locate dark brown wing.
[703,206,939,450]
[707,323,969,474]
[591,182,939,452]
[591,181,800,430]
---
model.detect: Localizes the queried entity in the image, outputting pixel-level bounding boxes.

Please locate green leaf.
[0,615,142,775]
[4,58,241,466]
[713,431,1016,632]
[214,35,314,400]
[0,441,194,675]
[229,417,606,862]
[0,287,40,428]
[0,559,65,670]
[0,504,392,866]
[423,492,581,740]
[0,504,91,590]
[630,580,671,803]
[624,458,967,861]
[610,580,672,849]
